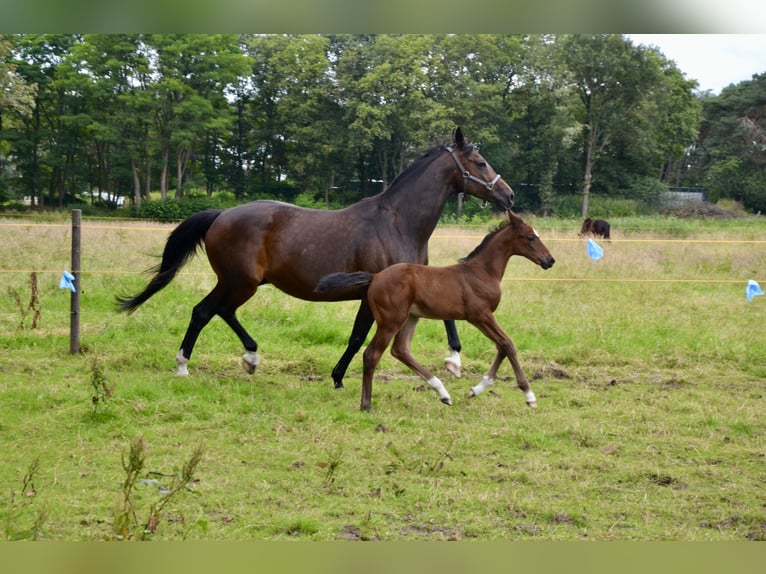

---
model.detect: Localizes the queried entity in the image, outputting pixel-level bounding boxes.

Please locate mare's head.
[447,126,515,211]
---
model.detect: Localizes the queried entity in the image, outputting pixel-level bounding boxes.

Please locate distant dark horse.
[316,211,555,411]
[579,217,611,239]
[117,127,515,389]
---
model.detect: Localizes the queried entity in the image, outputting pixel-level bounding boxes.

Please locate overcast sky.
[627,34,766,94]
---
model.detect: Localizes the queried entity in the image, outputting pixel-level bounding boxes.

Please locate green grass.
[1,213,765,540]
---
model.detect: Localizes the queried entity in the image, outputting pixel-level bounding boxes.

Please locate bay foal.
[316,211,555,411]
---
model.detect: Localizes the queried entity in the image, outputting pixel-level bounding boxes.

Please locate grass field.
[1,211,765,541]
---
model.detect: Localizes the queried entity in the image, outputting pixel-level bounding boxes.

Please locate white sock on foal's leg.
[469,375,494,397]
[427,376,452,405]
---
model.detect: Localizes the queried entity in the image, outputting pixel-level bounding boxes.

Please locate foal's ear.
[453,126,465,148]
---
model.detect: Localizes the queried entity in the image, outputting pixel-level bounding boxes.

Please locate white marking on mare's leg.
[427,376,452,406]
[242,351,260,374]
[444,349,462,378]
[469,375,494,398]
[176,350,189,376]
[525,389,537,408]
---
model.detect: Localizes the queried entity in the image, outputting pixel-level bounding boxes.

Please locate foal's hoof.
[467,389,476,398]
[527,401,538,409]
[444,360,462,378]
[441,397,453,406]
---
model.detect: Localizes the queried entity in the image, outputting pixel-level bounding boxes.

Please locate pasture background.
[0,212,764,541]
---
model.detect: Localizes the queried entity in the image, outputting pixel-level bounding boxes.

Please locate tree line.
[1,34,764,216]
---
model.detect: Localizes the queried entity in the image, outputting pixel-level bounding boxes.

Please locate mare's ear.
[453,126,465,148]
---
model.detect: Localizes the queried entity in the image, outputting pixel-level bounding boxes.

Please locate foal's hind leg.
[391,316,452,406]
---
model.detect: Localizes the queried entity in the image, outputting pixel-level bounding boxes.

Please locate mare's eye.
[476,161,487,168]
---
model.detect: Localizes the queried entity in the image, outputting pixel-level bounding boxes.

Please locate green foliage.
[2,458,47,540]
[114,435,204,540]
[129,195,240,222]
[1,34,714,219]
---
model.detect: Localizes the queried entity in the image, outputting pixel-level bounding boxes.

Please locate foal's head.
[506,211,555,269]
[459,211,555,270]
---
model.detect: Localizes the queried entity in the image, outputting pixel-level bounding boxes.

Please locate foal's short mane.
[459,220,509,262]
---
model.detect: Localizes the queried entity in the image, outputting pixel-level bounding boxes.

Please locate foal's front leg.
[468,315,537,408]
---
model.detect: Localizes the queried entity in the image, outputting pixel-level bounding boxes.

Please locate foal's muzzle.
[540,256,555,270]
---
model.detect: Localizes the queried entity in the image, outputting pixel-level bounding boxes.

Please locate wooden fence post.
[70,209,81,354]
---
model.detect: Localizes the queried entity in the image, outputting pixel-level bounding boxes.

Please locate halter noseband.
[445,144,503,194]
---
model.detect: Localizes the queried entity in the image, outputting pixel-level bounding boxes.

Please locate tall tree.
[559,34,659,216]
[148,34,249,200]
[0,35,37,202]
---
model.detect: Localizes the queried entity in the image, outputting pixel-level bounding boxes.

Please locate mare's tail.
[315,271,374,294]
[117,209,223,313]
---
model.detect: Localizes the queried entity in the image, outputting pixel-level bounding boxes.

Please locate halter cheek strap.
[445,145,503,194]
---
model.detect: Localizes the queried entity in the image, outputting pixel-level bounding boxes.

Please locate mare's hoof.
[334,382,345,390]
[444,360,462,378]
[241,354,259,374]
[441,397,453,406]
[527,401,538,409]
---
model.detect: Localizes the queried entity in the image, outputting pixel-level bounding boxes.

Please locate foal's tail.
[315,271,374,294]
[117,209,223,313]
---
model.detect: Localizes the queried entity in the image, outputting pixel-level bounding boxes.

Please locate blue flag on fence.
[746,279,764,302]
[586,238,603,261]
[59,270,76,293]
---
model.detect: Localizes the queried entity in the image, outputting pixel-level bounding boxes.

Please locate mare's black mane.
[380,140,476,200]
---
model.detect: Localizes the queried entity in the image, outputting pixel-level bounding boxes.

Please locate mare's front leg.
[468,314,537,408]
[332,300,375,389]
[392,316,452,405]
[443,320,463,378]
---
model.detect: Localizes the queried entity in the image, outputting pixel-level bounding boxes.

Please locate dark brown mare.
[117,127,515,389]
[315,211,555,411]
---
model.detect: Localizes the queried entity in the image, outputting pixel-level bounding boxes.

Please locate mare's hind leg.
[392,316,452,406]
[176,289,221,375]
[177,283,259,376]
[331,300,375,390]
[218,308,259,374]
[468,313,537,408]
[443,320,463,378]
